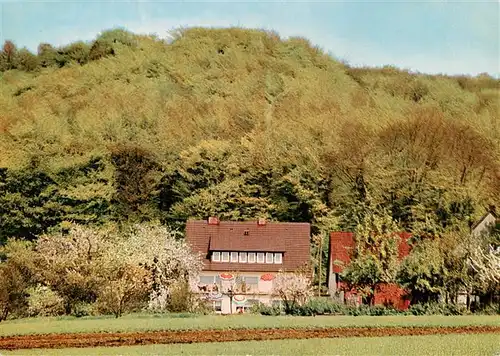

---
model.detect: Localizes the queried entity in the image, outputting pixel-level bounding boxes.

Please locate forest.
[0,28,499,315]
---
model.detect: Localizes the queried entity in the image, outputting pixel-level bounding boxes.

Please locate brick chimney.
[257,218,266,226]
[208,217,220,225]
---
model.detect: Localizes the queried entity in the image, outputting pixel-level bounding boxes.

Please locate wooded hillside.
[1,27,499,243]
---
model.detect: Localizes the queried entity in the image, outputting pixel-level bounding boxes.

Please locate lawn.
[1,313,499,337]
[4,334,500,355]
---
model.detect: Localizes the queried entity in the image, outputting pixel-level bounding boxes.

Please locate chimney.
[257,218,266,226]
[208,217,220,225]
[488,205,497,216]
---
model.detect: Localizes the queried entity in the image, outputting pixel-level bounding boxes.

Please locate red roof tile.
[186,219,310,272]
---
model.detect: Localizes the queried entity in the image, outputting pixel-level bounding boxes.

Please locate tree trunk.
[318,236,322,297]
[0,306,8,322]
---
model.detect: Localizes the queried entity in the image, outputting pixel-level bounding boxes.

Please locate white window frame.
[231,251,239,263]
[212,251,221,262]
[266,252,274,264]
[274,253,282,264]
[248,252,256,263]
[221,251,230,262]
[239,252,247,263]
[257,252,265,263]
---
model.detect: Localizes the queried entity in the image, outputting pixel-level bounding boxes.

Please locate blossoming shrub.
[26,285,65,317]
[272,269,313,314]
[0,223,203,319]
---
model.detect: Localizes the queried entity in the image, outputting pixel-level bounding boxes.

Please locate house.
[471,208,498,239]
[186,217,310,314]
[327,231,412,310]
[456,208,499,306]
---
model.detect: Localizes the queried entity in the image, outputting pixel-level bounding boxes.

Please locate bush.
[0,260,30,321]
[26,285,65,317]
[408,302,469,316]
[167,281,200,313]
[96,264,151,318]
[71,302,95,318]
[295,298,345,316]
[250,302,281,316]
[252,297,406,316]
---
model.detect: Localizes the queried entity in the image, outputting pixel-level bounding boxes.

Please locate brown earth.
[1,326,499,350]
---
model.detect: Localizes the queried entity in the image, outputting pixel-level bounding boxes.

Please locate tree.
[37,43,57,68]
[468,227,500,308]
[14,48,39,72]
[0,40,17,71]
[0,239,35,321]
[110,144,160,221]
[34,225,115,313]
[397,238,445,304]
[112,224,203,313]
[272,269,312,314]
[96,264,152,318]
[341,212,401,305]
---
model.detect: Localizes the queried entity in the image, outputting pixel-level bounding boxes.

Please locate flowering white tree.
[110,224,204,312]
[272,269,313,314]
[33,223,203,315]
[34,225,116,313]
[469,245,500,284]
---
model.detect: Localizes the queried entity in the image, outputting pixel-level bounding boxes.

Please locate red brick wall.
[330,232,411,310]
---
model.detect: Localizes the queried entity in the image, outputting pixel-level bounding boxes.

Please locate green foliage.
[26,285,65,317]
[397,239,444,303]
[71,302,95,318]
[164,281,200,313]
[0,158,113,243]
[341,212,401,304]
[408,302,469,316]
[253,298,408,316]
[0,27,498,296]
[250,302,281,316]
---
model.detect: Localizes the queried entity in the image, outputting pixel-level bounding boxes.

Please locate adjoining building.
[186,217,310,314]
[327,231,412,310]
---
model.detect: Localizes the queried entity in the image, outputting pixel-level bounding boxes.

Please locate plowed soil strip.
[1,326,499,350]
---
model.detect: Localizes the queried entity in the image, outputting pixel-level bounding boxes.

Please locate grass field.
[3,334,499,355]
[1,313,499,337]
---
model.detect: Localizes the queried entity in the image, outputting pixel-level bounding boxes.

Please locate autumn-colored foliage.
[0,27,498,312]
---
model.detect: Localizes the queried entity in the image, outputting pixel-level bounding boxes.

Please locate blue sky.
[0,1,498,76]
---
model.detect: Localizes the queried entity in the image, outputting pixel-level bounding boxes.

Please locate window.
[211,251,281,264]
[200,276,215,284]
[244,277,259,286]
[214,300,222,312]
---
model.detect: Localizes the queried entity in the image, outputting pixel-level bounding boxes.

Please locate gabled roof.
[207,222,287,252]
[471,211,498,231]
[329,231,411,274]
[186,219,310,272]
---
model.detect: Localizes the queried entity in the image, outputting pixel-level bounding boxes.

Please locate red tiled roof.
[186,219,310,272]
